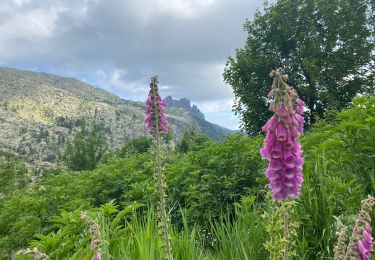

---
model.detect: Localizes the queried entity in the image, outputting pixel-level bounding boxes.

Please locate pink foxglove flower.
[144,76,168,136]
[358,223,373,260]
[94,252,101,260]
[260,70,304,201]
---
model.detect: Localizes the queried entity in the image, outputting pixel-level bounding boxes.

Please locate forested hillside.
[0,68,234,168]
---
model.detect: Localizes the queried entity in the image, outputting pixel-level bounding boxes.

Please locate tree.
[120,136,152,157]
[0,152,29,197]
[224,0,374,134]
[175,128,211,153]
[63,122,108,171]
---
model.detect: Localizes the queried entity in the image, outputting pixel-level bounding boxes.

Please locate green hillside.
[0,68,234,168]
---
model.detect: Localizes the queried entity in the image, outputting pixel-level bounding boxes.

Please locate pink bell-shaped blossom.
[269,102,280,113]
[262,115,279,132]
[277,104,289,118]
[358,223,373,260]
[264,130,276,145]
[289,125,300,138]
[270,141,283,160]
[296,98,305,115]
[93,252,101,260]
[276,123,288,141]
[283,94,294,114]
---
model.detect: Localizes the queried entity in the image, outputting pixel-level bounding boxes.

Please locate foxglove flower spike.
[260,70,304,201]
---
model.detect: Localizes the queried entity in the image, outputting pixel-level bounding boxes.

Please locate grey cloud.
[0,0,265,127]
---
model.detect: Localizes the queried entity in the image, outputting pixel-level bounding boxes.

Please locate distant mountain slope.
[0,68,235,167]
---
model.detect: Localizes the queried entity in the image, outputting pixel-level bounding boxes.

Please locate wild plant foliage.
[2,96,374,259]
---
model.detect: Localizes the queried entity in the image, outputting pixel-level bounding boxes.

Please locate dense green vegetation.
[63,122,109,171]
[0,96,374,259]
[0,153,29,197]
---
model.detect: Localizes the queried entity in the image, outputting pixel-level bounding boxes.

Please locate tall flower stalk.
[333,195,374,260]
[262,198,299,260]
[343,195,374,259]
[80,212,102,260]
[260,70,305,260]
[260,70,305,201]
[145,76,172,260]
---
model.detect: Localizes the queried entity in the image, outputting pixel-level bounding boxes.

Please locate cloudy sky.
[0,0,266,130]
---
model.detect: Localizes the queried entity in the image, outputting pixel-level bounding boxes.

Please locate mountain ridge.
[0,67,235,167]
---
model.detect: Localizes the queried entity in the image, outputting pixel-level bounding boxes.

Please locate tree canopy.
[224,0,375,134]
[120,136,153,157]
[63,122,108,171]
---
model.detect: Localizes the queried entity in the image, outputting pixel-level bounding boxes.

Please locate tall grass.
[207,200,267,260]
[297,153,366,259]
[299,155,335,258]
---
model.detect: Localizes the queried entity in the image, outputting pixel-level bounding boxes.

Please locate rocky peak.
[164,96,205,120]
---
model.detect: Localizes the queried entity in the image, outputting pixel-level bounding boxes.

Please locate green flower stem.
[155,130,172,260]
[283,209,289,260]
